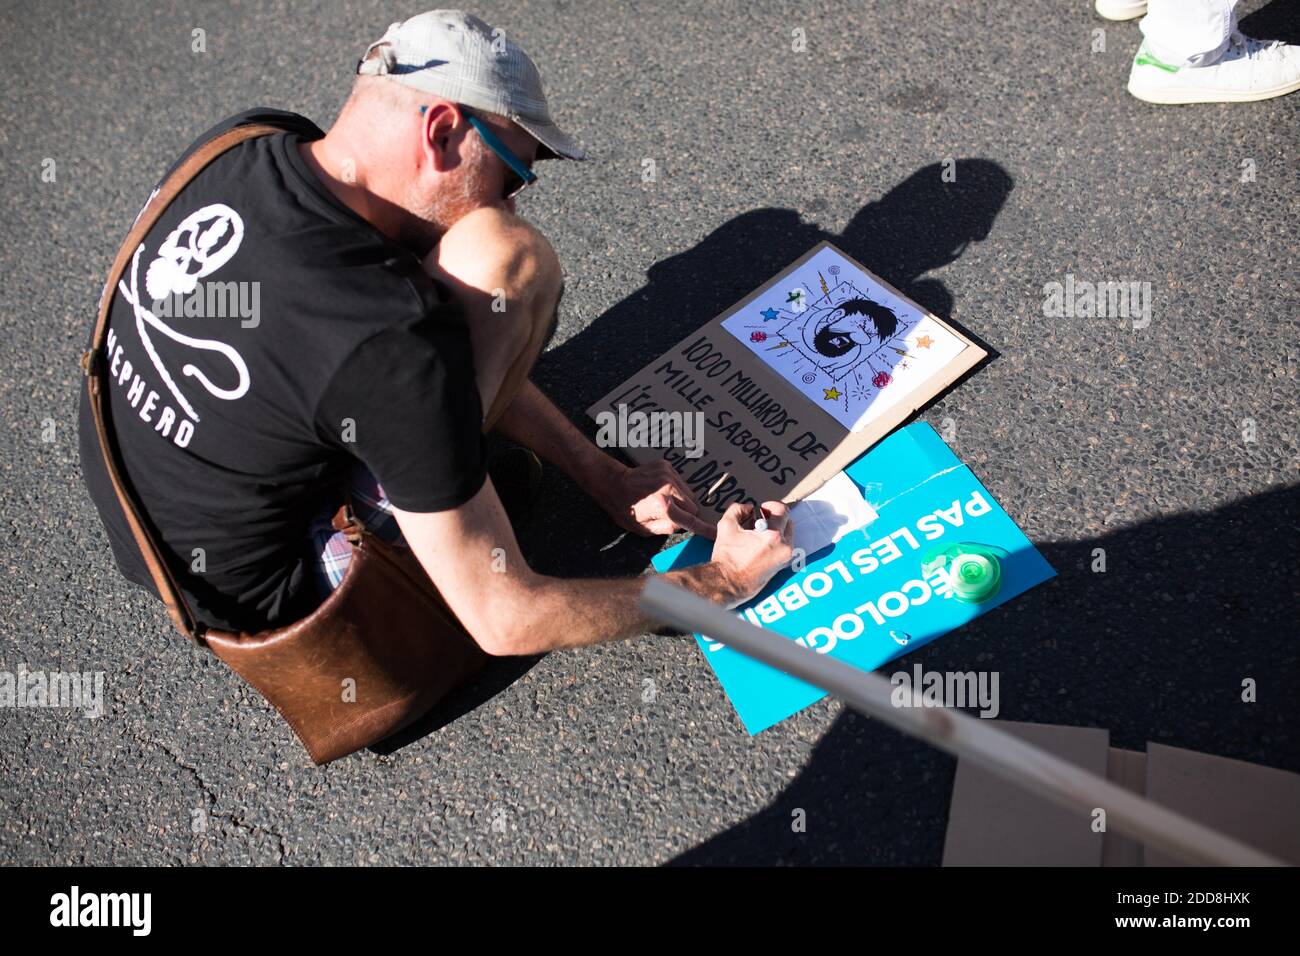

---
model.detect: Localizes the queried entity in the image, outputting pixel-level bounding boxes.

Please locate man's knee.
[428,206,561,313]
[426,208,561,428]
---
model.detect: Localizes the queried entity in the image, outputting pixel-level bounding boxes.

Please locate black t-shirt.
[78,108,486,633]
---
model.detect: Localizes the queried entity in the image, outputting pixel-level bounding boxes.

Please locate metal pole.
[640,577,1283,867]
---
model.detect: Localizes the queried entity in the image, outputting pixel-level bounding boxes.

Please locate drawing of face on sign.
[796,296,900,381]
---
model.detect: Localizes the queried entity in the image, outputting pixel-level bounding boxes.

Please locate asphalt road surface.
[1,0,1296,865]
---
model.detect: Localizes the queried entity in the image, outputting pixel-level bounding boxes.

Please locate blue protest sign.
[651,423,1056,733]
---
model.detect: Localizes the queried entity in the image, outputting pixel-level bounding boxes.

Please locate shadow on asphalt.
[666,483,1300,865]
[538,158,1014,416]
[373,159,1016,756]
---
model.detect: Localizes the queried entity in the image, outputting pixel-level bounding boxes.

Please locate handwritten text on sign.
[718,491,995,655]
[600,333,834,515]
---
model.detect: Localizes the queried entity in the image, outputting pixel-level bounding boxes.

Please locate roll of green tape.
[920,543,1006,604]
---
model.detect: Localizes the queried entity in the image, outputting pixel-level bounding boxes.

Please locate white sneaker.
[1127,32,1300,103]
[1095,0,1147,22]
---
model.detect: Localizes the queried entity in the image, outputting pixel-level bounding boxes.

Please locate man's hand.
[708,501,795,607]
[598,459,717,539]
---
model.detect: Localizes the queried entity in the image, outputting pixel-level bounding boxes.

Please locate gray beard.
[402,144,492,256]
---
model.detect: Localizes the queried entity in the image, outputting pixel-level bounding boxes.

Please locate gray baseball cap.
[357,10,588,161]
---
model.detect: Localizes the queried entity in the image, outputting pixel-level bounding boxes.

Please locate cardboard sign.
[651,423,1056,734]
[587,242,987,521]
[942,722,1300,866]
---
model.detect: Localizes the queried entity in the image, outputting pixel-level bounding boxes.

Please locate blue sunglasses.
[420,104,538,200]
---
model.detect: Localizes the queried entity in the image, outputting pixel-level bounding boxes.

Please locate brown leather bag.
[82,122,488,764]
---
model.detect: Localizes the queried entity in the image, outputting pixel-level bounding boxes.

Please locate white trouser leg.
[1139,0,1239,68]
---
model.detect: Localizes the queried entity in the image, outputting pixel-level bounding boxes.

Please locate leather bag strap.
[81,122,287,644]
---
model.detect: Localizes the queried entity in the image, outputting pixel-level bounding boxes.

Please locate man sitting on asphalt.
[78,10,793,656]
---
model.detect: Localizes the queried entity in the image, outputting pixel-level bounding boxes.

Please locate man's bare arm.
[495,379,619,496]
[495,379,717,539]
[393,479,793,656]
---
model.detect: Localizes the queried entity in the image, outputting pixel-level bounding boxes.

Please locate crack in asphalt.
[145,735,290,864]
